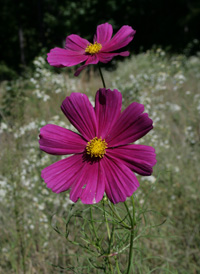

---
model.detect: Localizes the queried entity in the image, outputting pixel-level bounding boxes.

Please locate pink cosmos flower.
[47,23,136,76]
[39,89,156,204]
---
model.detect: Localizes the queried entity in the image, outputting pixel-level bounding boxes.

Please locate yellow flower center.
[86,137,107,158]
[85,42,102,54]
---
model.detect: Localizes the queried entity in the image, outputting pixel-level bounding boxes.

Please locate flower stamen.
[86,137,107,158]
[85,42,102,54]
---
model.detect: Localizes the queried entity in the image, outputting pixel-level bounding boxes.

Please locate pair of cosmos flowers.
[39,22,156,204]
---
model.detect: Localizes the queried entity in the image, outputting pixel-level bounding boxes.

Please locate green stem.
[131,195,136,226]
[102,200,111,239]
[108,223,115,255]
[102,200,114,274]
[115,257,122,274]
[98,64,106,88]
[124,197,136,274]
[127,228,134,274]
[124,201,132,224]
[109,203,131,229]
[108,258,114,274]
[90,206,99,244]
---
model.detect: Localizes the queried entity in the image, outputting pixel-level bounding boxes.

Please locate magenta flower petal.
[98,51,130,63]
[61,92,97,140]
[95,88,122,139]
[70,161,105,204]
[65,34,90,52]
[39,124,86,155]
[102,25,136,52]
[95,22,113,45]
[74,54,99,76]
[102,156,139,203]
[47,47,88,67]
[42,154,105,203]
[41,154,86,193]
[47,23,136,76]
[106,102,153,146]
[39,89,156,204]
[107,144,157,176]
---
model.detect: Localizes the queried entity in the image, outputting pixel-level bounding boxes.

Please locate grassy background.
[0,49,200,273]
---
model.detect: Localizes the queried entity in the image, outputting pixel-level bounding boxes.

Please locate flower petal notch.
[47,23,136,76]
[39,89,156,204]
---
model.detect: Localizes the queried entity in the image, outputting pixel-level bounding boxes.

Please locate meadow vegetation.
[0,49,200,273]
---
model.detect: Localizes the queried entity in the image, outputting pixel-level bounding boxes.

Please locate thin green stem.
[108,257,114,274]
[102,200,111,239]
[131,195,136,226]
[108,224,115,254]
[115,257,122,274]
[127,229,134,274]
[109,203,131,229]
[124,197,136,274]
[108,225,115,274]
[124,201,132,225]
[102,200,114,274]
[109,203,122,274]
[98,64,106,88]
[90,206,99,244]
